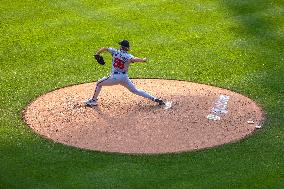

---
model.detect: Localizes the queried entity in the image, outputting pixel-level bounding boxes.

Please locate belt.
[113,71,126,74]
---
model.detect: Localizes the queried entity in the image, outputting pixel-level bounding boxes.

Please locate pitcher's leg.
[92,76,119,101]
[122,78,156,101]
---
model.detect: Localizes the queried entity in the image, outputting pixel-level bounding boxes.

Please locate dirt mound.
[23,79,264,154]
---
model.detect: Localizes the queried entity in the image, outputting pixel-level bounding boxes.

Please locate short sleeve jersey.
[108,48,134,74]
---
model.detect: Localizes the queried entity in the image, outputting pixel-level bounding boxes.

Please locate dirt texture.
[23,79,264,154]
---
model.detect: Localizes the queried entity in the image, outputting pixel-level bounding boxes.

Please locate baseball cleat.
[154,98,166,106]
[84,99,97,107]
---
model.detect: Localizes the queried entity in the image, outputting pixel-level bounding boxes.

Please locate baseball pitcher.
[84,40,165,107]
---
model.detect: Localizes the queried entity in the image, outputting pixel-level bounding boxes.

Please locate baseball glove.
[94,54,105,65]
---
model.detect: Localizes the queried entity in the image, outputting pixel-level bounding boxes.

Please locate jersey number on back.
[114,58,125,70]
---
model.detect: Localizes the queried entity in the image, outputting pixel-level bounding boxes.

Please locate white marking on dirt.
[207,95,230,121]
[247,120,255,124]
[163,101,172,110]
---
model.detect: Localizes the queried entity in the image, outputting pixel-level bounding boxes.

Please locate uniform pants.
[92,74,156,101]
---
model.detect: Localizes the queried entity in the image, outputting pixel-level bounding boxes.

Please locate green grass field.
[1,0,283,188]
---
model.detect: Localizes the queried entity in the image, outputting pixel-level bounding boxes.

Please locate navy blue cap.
[118,40,130,48]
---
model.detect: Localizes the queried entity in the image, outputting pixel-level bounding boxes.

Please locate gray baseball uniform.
[92,48,157,102]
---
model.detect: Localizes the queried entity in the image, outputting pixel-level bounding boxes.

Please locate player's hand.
[131,57,148,63]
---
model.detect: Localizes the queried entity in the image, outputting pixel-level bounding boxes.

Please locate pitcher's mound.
[24,79,264,154]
